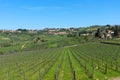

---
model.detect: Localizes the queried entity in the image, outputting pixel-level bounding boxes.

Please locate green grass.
[43,51,63,80]
[68,49,90,80]
[58,50,72,80]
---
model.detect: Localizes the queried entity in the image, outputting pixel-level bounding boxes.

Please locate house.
[49,31,68,35]
[80,33,89,36]
[28,30,38,33]
[104,30,114,39]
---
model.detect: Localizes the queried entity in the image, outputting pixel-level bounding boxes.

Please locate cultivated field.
[0,43,120,80]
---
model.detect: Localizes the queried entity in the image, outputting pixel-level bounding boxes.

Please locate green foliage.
[0,51,3,55]
[95,28,101,38]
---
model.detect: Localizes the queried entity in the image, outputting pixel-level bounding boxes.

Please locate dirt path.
[64,44,78,48]
[110,77,120,80]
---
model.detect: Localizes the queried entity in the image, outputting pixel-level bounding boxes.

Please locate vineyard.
[0,43,120,80]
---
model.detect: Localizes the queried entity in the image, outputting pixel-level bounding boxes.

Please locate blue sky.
[0,0,120,30]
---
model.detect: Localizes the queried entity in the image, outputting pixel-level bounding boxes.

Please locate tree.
[34,37,41,43]
[95,28,101,38]
[84,35,89,42]
[114,25,120,37]
[17,28,28,33]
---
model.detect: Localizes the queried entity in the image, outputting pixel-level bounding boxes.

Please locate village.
[0,25,120,40]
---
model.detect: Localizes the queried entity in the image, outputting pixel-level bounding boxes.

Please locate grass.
[43,51,63,80]
[68,48,90,80]
[58,50,72,80]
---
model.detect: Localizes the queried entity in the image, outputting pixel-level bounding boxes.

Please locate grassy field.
[0,42,120,80]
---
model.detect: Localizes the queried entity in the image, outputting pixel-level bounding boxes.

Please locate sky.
[0,0,120,30]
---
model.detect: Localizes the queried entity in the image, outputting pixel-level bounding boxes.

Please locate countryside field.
[1,0,120,80]
[0,42,120,80]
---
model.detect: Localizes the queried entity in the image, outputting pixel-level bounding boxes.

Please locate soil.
[110,77,120,80]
